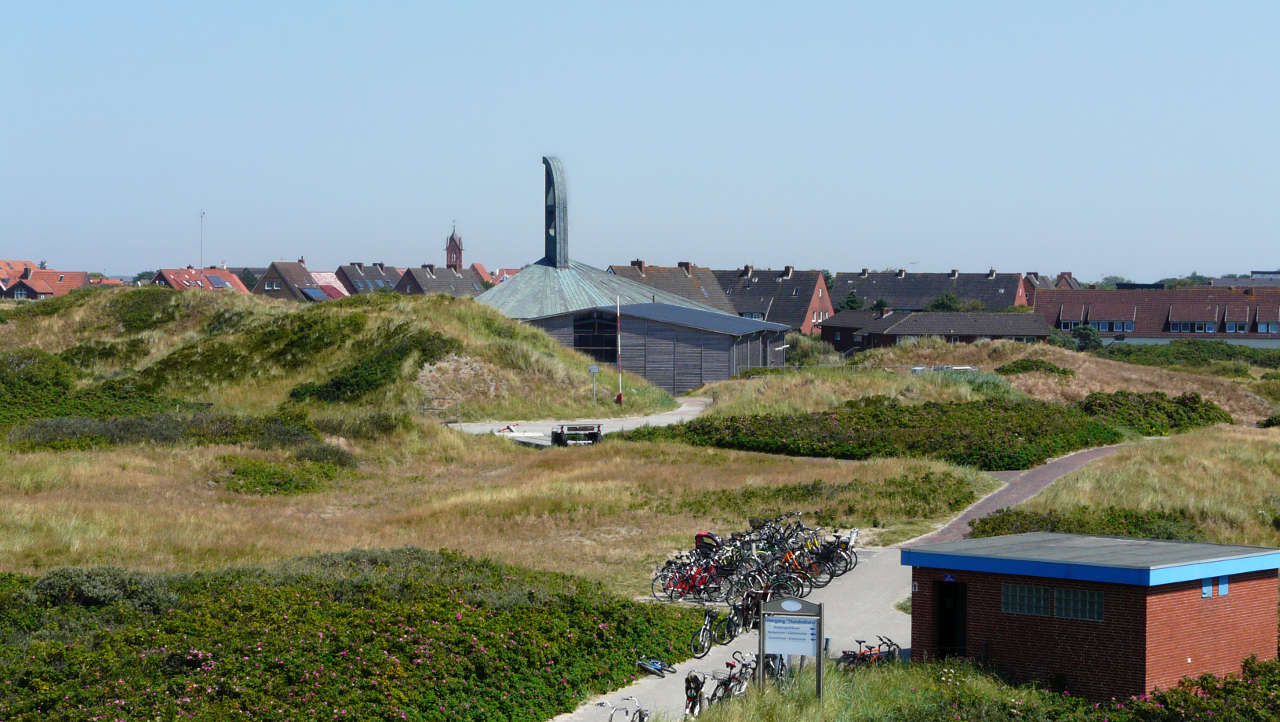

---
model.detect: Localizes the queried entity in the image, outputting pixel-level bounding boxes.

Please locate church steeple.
[446,224,463,270]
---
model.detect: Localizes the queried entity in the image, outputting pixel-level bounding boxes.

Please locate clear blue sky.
[3,1,1277,281]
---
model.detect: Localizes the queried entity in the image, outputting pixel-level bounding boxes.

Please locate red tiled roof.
[23,269,89,296]
[155,268,249,293]
[27,280,54,294]
[1034,288,1280,337]
[470,262,492,285]
[0,260,37,285]
[1086,302,1136,321]
[320,285,345,299]
[88,277,124,286]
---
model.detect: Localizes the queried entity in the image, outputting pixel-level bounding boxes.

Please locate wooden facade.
[529,306,787,395]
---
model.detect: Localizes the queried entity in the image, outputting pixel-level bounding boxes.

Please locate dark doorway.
[935,581,967,657]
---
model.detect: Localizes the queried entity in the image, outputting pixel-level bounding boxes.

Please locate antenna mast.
[200,209,206,268]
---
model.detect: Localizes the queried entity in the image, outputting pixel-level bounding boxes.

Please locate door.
[935,581,967,657]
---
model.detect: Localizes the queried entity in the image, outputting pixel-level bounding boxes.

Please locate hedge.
[968,506,1204,541]
[1095,339,1280,369]
[994,358,1074,377]
[1077,391,1232,435]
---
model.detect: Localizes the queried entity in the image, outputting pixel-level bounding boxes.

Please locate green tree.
[871,298,889,314]
[839,292,863,311]
[131,270,156,284]
[1072,324,1102,351]
[1095,275,1134,289]
[924,292,961,312]
[238,268,259,290]
[820,269,834,292]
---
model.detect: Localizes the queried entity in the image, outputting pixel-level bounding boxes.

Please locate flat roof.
[528,302,788,336]
[901,532,1280,586]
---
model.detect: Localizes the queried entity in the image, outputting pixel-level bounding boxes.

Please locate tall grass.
[1023,426,1280,547]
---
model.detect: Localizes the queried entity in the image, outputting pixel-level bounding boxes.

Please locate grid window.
[1207,322,1217,332]
[1055,588,1103,621]
[1124,321,1134,332]
[1002,584,1051,616]
[1226,322,1236,333]
[1219,576,1229,596]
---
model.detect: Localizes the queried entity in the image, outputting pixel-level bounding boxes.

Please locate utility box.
[901,533,1280,701]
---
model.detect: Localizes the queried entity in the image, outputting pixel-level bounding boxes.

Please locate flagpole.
[616,296,623,403]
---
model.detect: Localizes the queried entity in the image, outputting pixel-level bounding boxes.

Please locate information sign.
[764,615,819,656]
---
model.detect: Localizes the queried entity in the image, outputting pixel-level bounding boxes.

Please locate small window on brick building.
[1219,576,1229,596]
[1001,583,1051,616]
[1054,588,1103,621]
[1202,578,1212,598]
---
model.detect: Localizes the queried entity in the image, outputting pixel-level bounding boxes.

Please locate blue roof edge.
[900,548,1280,587]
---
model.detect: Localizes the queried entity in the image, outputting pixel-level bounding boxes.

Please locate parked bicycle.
[596,695,650,722]
[635,657,676,678]
[835,635,900,670]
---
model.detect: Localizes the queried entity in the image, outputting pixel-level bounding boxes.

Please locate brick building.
[902,533,1280,701]
[1033,287,1280,347]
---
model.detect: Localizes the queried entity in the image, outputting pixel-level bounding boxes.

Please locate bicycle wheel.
[686,695,704,718]
[691,626,713,658]
[708,681,731,706]
[631,710,650,722]
[846,548,858,572]
[650,572,673,602]
[713,615,737,646]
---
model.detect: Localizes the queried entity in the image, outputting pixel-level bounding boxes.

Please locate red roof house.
[152,267,249,293]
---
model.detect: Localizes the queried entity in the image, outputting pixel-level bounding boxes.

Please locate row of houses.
[0,261,123,299]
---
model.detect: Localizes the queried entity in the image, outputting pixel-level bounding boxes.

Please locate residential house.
[309,271,349,299]
[470,262,493,285]
[335,262,402,295]
[712,265,835,334]
[0,267,90,299]
[607,260,738,315]
[395,264,488,298]
[489,267,522,283]
[1033,288,1280,347]
[87,277,124,287]
[819,310,1051,352]
[151,267,249,293]
[0,260,37,289]
[251,259,327,302]
[831,269,1029,313]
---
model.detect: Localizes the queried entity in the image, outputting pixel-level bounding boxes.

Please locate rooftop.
[901,532,1280,586]
[530,302,788,336]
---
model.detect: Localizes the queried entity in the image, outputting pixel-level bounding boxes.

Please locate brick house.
[608,260,738,315]
[251,259,326,302]
[0,268,90,299]
[335,262,402,295]
[830,269,1029,312]
[1033,288,1280,347]
[902,533,1280,701]
[151,267,249,293]
[712,265,834,334]
[0,260,37,289]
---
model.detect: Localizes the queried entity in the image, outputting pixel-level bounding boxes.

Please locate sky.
[3,2,1278,281]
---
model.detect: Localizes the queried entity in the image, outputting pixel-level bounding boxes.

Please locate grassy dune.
[1022,425,1280,547]
[857,338,1276,422]
[0,427,995,594]
[0,288,673,421]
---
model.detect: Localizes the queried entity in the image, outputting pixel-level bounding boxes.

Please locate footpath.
[449,397,711,446]
[550,443,1131,721]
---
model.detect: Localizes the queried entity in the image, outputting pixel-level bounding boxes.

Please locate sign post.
[587,364,599,405]
[758,596,824,701]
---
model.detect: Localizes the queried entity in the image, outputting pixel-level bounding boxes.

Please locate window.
[1226,322,1236,333]
[572,311,617,363]
[1124,321,1134,332]
[818,287,823,297]
[1202,578,1213,598]
[1206,322,1216,333]
[1055,588,1103,621]
[834,331,841,341]
[1237,323,1248,334]
[13,288,27,299]
[1195,322,1205,333]
[1219,576,1229,595]
[1002,584,1051,616]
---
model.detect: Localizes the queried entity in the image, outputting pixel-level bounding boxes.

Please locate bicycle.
[706,651,756,706]
[636,657,676,678]
[596,695,651,722]
[690,607,718,659]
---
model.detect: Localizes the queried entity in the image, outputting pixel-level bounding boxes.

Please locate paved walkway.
[449,397,711,446]
[551,442,1134,721]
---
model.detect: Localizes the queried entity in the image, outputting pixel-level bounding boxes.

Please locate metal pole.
[199,209,205,268]
[616,296,622,401]
[816,602,824,701]
[757,598,766,692]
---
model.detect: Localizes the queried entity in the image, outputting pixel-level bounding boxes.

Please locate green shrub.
[1260,414,1280,429]
[1096,339,1280,369]
[1046,330,1075,350]
[133,338,256,392]
[0,548,701,720]
[968,506,1204,541]
[220,455,338,494]
[623,396,1122,471]
[1252,380,1280,404]
[28,567,177,613]
[1261,371,1280,381]
[0,349,77,396]
[7,412,316,451]
[290,326,461,402]
[1204,360,1252,377]
[292,441,357,467]
[105,286,180,332]
[57,338,149,370]
[0,288,100,318]
[1077,391,1232,435]
[246,307,368,369]
[994,358,1074,377]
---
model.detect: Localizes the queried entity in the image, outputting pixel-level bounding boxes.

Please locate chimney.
[297,256,306,266]
[21,267,32,280]
[186,265,194,270]
[896,269,906,278]
[949,269,959,279]
[677,261,692,276]
[783,265,794,279]
[987,268,997,279]
[741,264,753,278]
[630,259,646,275]
[860,268,869,278]
[1025,271,1039,281]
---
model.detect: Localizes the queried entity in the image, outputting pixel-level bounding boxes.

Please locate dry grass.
[856,338,1277,422]
[700,367,1005,416]
[0,429,996,595]
[1022,425,1280,547]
